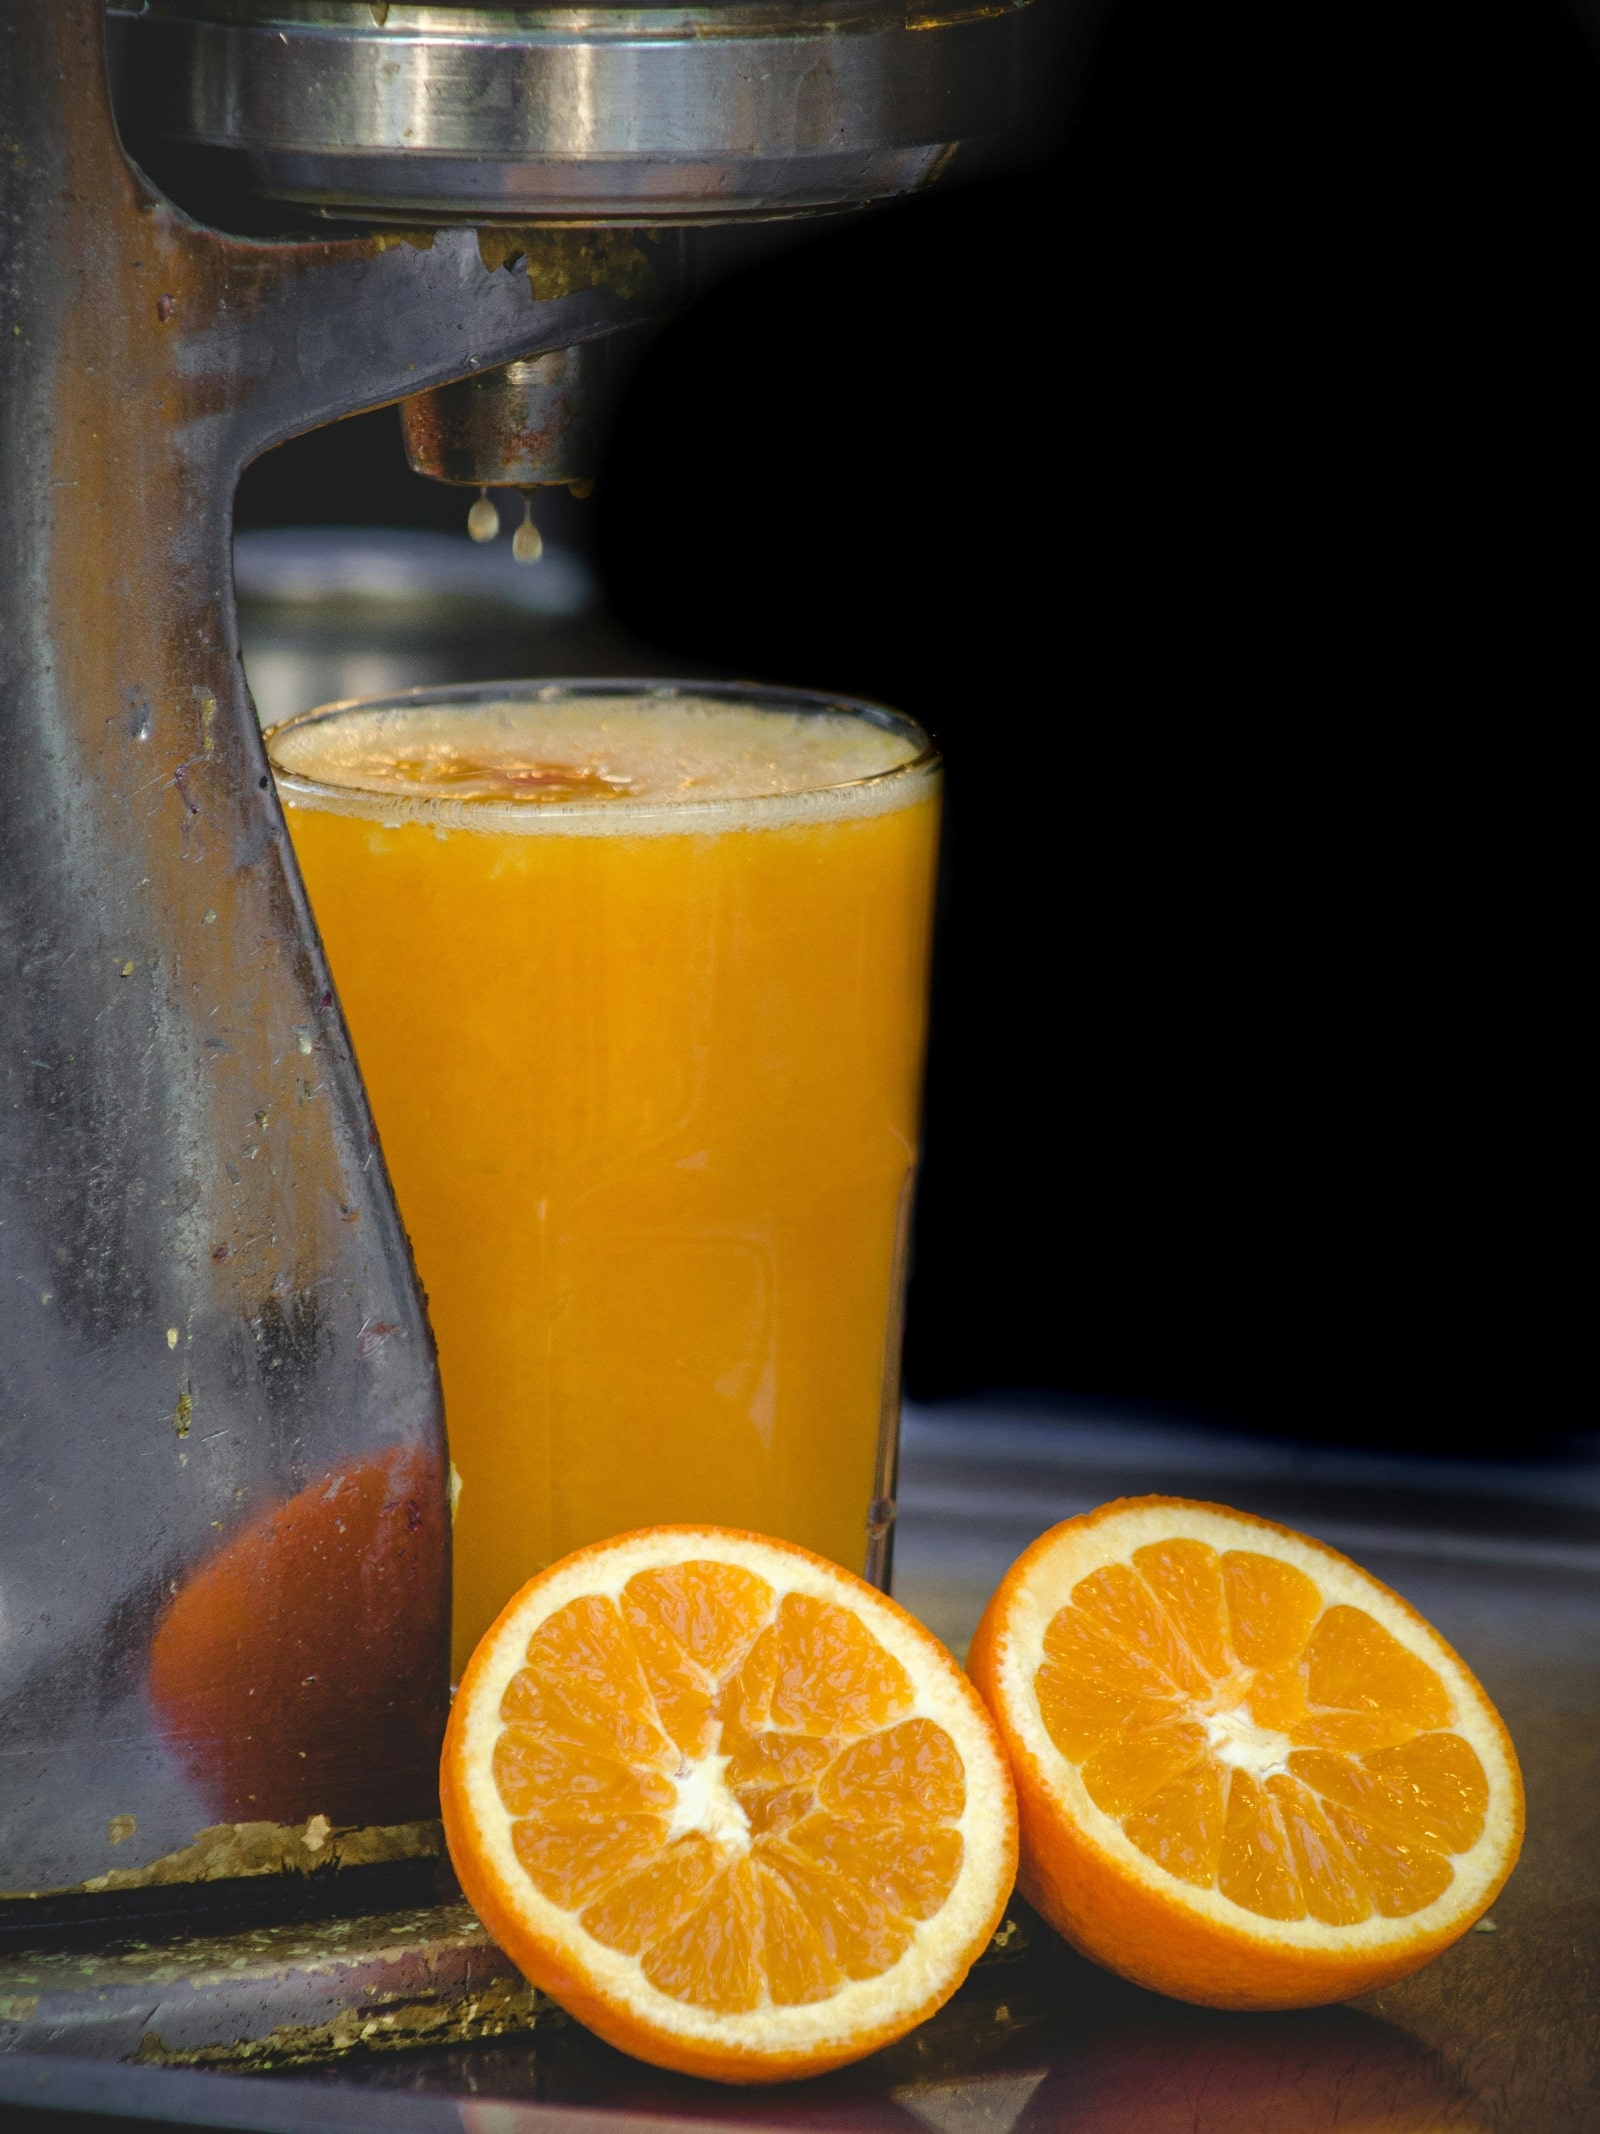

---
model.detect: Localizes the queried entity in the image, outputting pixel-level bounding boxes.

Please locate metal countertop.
[4,1404,1597,2134]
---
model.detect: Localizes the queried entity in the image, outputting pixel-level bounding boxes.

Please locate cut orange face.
[967,1497,1522,2011]
[441,1527,1017,2082]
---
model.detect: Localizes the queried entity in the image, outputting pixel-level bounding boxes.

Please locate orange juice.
[269,686,940,1674]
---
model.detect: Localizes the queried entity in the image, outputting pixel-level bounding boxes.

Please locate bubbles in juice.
[270,694,925,816]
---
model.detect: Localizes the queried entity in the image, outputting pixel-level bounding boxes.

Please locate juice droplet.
[467,488,499,543]
[512,494,543,565]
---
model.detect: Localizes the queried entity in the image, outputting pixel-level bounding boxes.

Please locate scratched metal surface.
[3,1407,1595,2133]
[0,0,694,1899]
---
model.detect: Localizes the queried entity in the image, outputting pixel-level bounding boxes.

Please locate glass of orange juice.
[267,681,941,1676]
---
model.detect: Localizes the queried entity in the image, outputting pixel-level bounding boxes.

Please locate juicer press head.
[104,0,1045,226]
[106,0,1056,541]
[0,0,1077,1907]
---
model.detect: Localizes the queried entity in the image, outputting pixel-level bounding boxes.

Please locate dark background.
[238,0,1594,1454]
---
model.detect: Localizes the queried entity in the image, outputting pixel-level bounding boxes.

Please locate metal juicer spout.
[399,342,623,561]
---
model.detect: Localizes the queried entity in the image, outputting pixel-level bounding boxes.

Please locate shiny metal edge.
[107,3,1034,216]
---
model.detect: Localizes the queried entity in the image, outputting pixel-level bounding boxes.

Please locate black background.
[238,0,1594,1453]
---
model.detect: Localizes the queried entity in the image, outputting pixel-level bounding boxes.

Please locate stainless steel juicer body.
[106,0,1049,503]
[0,0,1047,1900]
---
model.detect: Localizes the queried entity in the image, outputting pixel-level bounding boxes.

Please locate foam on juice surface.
[269,694,932,833]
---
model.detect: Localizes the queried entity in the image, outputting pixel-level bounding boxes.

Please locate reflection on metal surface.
[147,1452,446,1831]
[106,0,1047,222]
[0,2,681,1899]
[0,1904,1038,2073]
[0,1897,544,2069]
[939,2003,1488,2132]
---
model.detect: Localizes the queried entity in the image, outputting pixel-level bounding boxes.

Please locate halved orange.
[441,1526,1017,2082]
[967,1497,1522,2010]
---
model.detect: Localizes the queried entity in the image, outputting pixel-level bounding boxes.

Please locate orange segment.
[1268,1774,1371,1927]
[580,1835,724,1956]
[1287,1705,1422,1754]
[1069,1563,1214,1697]
[511,1815,664,1908]
[522,1595,679,1769]
[739,1592,915,1736]
[765,1842,915,1979]
[1320,1802,1457,1917]
[619,1611,719,1761]
[442,1526,1016,2083]
[1034,1660,1176,1761]
[756,1859,839,2006]
[725,1730,836,1794]
[1122,1757,1226,1888]
[786,1815,964,1920]
[1131,1539,1231,1677]
[624,1562,775,1675]
[1043,1587,1182,1702]
[492,1725,676,1823]
[1081,1718,1208,1819]
[1217,1771,1306,1921]
[1304,1605,1455,1729]
[640,1856,766,2013]
[968,1496,1523,2012]
[621,1562,777,1760]
[817,1718,966,1824]
[1222,1551,1323,1670]
[1245,1664,1309,1732]
[1289,1735,1490,1856]
[1364,1733,1490,1852]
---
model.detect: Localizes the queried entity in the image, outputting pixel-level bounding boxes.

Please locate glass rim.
[264,676,940,832]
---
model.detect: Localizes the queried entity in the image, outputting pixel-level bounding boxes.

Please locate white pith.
[996,1503,1519,1951]
[664,1749,751,1849]
[457,1529,1013,2051]
[1201,1703,1292,1780]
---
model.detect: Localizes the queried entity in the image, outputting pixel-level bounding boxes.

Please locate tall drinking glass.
[267,682,941,1676]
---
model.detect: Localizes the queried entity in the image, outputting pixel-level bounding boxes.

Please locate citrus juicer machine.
[0,0,1046,1906]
